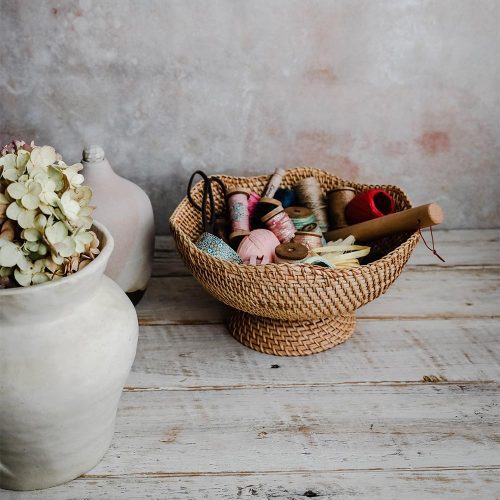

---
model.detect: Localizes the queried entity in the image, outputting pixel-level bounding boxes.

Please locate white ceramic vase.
[82,145,155,304]
[0,222,138,491]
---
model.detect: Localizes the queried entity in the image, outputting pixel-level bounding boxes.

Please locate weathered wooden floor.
[4,230,500,499]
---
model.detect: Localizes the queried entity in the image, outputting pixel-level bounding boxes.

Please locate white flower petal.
[31,145,56,168]
[32,272,49,285]
[18,209,36,229]
[6,201,22,220]
[3,168,20,181]
[22,228,41,242]
[55,236,76,257]
[29,181,42,196]
[71,173,84,185]
[6,182,27,199]
[0,154,16,170]
[0,241,21,267]
[45,221,67,244]
[21,193,40,210]
[16,151,30,170]
[14,268,32,287]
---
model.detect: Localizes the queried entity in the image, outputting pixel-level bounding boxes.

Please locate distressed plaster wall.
[0,0,499,233]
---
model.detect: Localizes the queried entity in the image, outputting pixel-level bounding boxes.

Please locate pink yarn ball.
[237,229,280,265]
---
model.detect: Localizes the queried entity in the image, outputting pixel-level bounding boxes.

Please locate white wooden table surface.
[4,230,500,499]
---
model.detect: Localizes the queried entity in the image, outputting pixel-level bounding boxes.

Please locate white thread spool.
[262,168,286,198]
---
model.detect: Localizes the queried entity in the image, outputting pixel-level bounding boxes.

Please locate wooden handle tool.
[324,203,444,242]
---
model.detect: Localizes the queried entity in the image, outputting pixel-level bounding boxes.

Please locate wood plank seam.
[82,465,500,479]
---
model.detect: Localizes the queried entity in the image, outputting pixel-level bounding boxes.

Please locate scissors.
[187,170,227,234]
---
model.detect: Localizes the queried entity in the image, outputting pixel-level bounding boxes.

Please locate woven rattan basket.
[170,167,420,356]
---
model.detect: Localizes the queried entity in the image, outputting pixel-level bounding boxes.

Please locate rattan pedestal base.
[227,310,356,356]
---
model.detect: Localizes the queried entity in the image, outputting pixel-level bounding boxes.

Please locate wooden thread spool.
[324,203,444,242]
[296,177,329,232]
[261,206,296,243]
[275,242,309,264]
[293,231,323,250]
[229,229,251,249]
[227,187,251,233]
[252,197,282,229]
[327,187,356,229]
[285,206,316,230]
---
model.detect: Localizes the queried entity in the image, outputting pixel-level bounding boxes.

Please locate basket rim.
[170,166,420,279]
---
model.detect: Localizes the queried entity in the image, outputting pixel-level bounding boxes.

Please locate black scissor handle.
[186,171,227,234]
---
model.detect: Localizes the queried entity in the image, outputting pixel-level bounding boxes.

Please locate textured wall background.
[1,0,499,233]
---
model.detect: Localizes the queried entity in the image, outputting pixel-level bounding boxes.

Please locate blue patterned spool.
[195,232,243,264]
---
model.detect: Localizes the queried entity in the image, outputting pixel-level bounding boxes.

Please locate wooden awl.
[324,203,444,242]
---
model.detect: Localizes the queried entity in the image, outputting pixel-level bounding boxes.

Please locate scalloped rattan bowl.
[170,167,420,356]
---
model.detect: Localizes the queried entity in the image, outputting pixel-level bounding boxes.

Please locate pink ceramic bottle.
[82,145,154,304]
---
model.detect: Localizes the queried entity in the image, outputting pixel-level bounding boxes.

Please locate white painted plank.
[138,276,225,325]
[44,384,499,477]
[136,267,500,325]
[407,229,500,267]
[126,319,500,390]
[4,468,499,499]
[359,267,500,319]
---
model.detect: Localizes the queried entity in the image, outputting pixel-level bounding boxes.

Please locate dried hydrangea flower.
[0,140,100,287]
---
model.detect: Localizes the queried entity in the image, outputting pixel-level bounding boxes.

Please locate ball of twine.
[296,177,329,232]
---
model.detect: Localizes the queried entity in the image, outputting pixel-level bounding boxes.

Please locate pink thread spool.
[261,206,296,243]
[227,188,251,233]
[247,192,261,229]
[293,231,322,250]
[237,229,280,265]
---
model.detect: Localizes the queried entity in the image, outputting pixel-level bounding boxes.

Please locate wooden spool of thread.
[301,222,323,236]
[261,206,296,243]
[327,187,356,229]
[285,206,317,230]
[296,177,329,232]
[252,197,282,229]
[293,231,323,250]
[262,168,286,198]
[229,229,251,249]
[275,242,309,264]
[227,187,251,233]
[324,203,444,242]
